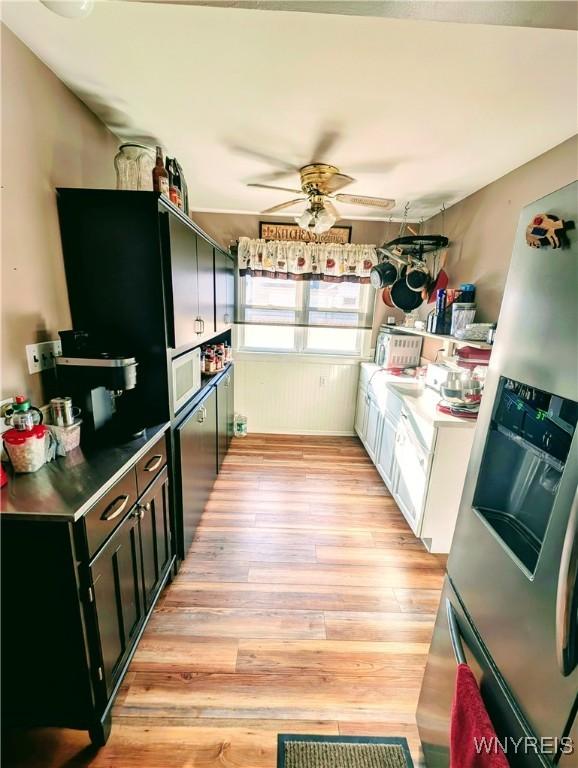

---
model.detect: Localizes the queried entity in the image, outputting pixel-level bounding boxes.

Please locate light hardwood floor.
[4,434,445,767]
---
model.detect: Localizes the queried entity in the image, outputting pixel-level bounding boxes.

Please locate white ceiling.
[3,0,577,220]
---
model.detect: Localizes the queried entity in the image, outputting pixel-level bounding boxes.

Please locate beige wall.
[1,25,120,404]
[422,135,578,324]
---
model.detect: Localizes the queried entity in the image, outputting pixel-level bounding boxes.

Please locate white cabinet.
[354,386,369,440]
[376,413,396,489]
[354,365,475,553]
[364,394,382,462]
[394,415,429,533]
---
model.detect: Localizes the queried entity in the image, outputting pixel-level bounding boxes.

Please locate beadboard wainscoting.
[234,353,367,435]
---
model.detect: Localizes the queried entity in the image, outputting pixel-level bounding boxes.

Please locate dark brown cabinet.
[216,365,234,471]
[89,465,171,699]
[175,387,218,558]
[167,211,201,350]
[214,248,234,335]
[197,236,217,341]
[91,510,143,697]
[1,429,175,748]
[138,467,171,609]
[56,189,234,427]
[226,365,235,451]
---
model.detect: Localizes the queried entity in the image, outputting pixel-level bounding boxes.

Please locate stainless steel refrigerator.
[417,181,578,768]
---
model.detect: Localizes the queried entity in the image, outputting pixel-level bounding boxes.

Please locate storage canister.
[451,302,476,336]
[3,425,49,473]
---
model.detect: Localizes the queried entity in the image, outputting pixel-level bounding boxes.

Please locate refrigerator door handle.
[556,489,578,677]
[446,598,467,666]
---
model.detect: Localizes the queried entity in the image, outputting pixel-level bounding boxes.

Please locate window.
[236,275,374,356]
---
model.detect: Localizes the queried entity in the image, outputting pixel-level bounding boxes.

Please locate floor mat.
[277,735,414,768]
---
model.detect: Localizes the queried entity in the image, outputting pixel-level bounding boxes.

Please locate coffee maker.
[55,330,140,442]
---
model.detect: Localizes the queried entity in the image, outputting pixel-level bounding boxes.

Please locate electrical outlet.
[26,340,62,374]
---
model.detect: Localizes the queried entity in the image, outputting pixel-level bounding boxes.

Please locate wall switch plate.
[26,340,62,374]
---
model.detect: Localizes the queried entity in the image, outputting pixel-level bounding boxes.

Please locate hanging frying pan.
[390,267,424,312]
[382,286,395,308]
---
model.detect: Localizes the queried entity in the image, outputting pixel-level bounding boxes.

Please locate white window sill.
[234,350,373,365]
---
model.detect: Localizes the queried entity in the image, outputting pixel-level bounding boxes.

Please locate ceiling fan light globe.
[296,209,315,230]
[314,207,336,233]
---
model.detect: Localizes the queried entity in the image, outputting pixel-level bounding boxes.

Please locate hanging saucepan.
[405,259,429,292]
[370,260,398,289]
[390,267,424,312]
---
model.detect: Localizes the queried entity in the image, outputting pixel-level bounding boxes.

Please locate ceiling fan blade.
[251,169,298,183]
[324,199,341,221]
[248,183,303,194]
[229,143,297,172]
[324,173,355,193]
[311,129,341,161]
[335,194,396,210]
[261,198,306,214]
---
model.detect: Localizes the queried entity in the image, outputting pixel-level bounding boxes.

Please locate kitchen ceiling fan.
[248,163,395,234]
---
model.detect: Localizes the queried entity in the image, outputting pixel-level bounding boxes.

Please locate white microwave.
[172,347,201,414]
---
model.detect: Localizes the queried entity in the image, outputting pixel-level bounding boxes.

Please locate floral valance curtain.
[237,237,378,283]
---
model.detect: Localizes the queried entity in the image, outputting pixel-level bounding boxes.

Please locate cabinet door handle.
[144,455,163,473]
[224,313,231,324]
[197,406,207,423]
[194,317,202,334]
[100,494,130,521]
[224,376,230,388]
[200,318,205,333]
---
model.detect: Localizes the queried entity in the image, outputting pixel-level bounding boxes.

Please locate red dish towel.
[450,663,510,768]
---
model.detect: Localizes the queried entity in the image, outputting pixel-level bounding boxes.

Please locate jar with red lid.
[3,425,49,473]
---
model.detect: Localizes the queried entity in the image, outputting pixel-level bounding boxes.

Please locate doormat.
[277,734,414,768]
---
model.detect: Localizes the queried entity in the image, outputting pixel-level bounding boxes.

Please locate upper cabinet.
[164,210,217,348]
[196,235,217,343]
[165,211,201,349]
[214,248,234,334]
[56,190,232,425]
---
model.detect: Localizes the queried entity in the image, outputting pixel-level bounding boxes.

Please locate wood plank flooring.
[4,434,445,767]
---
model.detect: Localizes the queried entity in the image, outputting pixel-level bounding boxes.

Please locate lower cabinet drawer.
[85,469,138,559]
[135,435,167,496]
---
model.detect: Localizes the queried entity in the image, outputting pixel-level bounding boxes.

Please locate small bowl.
[441,386,465,404]
[462,383,482,398]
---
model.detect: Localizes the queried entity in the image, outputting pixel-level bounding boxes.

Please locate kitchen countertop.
[0,422,170,522]
[387,383,477,429]
[360,363,476,450]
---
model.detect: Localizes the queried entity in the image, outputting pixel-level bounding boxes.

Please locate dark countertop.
[0,423,170,523]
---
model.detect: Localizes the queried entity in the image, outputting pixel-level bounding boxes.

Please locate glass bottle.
[152,146,169,197]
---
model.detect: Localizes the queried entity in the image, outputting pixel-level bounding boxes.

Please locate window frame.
[236,276,374,358]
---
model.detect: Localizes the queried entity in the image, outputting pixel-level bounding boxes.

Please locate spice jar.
[4,425,49,473]
[205,348,216,373]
